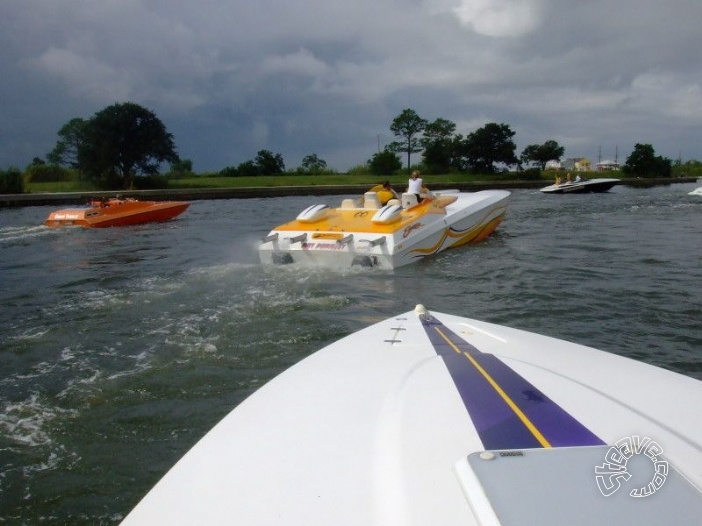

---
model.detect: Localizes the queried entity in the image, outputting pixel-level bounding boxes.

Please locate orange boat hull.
[45,198,190,228]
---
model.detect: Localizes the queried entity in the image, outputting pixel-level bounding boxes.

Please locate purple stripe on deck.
[420,315,604,450]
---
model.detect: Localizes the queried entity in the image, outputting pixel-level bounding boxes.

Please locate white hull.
[259,190,510,269]
[689,187,702,196]
[541,178,619,194]
[122,305,702,525]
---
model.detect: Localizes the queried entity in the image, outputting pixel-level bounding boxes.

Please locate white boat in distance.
[540,177,619,194]
[121,305,702,525]
[259,187,510,269]
[689,187,702,196]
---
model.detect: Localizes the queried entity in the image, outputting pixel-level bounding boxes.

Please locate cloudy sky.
[2,0,701,172]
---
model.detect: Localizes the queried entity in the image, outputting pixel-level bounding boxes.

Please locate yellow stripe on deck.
[434,327,552,448]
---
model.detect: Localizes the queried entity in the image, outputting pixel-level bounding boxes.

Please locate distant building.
[596,159,620,171]
[545,160,562,170]
[563,158,591,172]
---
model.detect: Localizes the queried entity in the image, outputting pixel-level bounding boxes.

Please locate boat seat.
[364,192,381,209]
[341,198,357,209]
[387,199,401,207]
[402,193,418,209]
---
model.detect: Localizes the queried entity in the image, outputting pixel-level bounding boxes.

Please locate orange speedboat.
[45,198,190,228]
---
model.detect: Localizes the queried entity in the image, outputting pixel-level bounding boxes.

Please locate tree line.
[0,102,691,193]
[39,102,337,188]
[376,108,676,178]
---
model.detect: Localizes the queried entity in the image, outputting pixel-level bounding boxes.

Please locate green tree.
[458,122,518,174]
[77,103,178,189]
[421,118,457,174]
[388,109,427,171]
[520,140,565,170]
[368,150,402,175]
[255,150,285,175]
[673,159,702,178]
[170,159,193,173]
[25,164,72,183]
[219,165,239,177]
[237,160,259,176]
[622,143,672,178]
[0,167,24,194]
[47,118,87,168]
[300,154,327,174]
[168,159,194,179]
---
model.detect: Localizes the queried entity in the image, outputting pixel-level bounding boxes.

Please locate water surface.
[1,183,701,523]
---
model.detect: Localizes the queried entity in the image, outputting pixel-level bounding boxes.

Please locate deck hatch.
[456,446,702,526]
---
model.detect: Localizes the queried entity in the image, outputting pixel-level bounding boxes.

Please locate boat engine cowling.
[371,204,402,224]
[296,204,330,223]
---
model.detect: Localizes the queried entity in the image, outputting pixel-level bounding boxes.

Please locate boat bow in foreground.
[259,189,510,269]
[45,198,190,228]
[122,305,702,525]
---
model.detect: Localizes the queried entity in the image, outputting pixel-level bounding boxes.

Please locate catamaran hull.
[259,190,510,269]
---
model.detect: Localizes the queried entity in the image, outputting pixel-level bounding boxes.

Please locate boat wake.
[0,394,79,449]
[0,225,52,244]
[0,392,81,503]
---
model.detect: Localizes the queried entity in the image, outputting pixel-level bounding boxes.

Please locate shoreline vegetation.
[7,105,697,207]
[1,173,698,208]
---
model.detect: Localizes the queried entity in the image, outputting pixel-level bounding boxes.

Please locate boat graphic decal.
[410,221,484,256]
[447,214,505,247]
[419,315,604,450]
[409,206,506,256]
[403,222,423,238]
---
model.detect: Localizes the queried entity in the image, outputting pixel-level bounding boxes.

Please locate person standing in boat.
[408,170,424,203]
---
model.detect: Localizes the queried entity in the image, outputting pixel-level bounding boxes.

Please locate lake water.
[1,183,701,524]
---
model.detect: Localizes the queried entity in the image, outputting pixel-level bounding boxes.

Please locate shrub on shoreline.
[0,167,24,194]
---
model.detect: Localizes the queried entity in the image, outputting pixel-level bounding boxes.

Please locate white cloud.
[260,49,331,78]
[27,47,133,103]
[451,0,543,37]
[630,73,702,121]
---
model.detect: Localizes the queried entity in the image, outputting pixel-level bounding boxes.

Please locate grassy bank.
[14,158,702,194]
[25,171,547,193]
[6,173,697,208]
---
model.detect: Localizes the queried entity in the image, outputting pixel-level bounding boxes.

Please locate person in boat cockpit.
[380,181,400,205]
[408,170,424,203]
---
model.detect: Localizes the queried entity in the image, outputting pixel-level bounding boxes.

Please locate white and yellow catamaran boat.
[259,187,510,268]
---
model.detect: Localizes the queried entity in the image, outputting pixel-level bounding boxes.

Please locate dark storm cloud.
[1,0,701,172]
